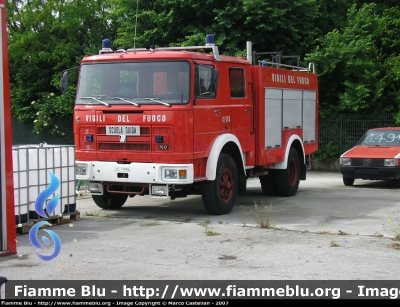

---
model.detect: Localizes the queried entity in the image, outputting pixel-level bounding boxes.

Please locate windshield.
[76,61,190,106]
[357,130,400,146]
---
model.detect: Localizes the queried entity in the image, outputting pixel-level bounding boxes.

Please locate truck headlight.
[340,158,351,166]
[384,159,397,167]
[164,168,187,180]
[88,183,102,193]
[76,164,87,176]
[165,169,178,179]
[152,185,168,196]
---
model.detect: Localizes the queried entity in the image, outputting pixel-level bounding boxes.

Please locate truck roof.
[81,49,251,66]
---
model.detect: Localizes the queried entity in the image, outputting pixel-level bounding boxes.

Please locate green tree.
[314,0,355,35]
[306,3,400,117]
[111,0,320,58]
[7,0,116,134]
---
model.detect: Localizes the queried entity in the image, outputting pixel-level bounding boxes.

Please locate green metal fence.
[12,114,399,160]
[318,113,398,159]
[12,118,74,145]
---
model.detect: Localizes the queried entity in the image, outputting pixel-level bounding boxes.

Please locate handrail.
[100,45,221,61]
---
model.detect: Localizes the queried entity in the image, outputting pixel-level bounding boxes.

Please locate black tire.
[92,187,128,209]
[202,154,238,215]
[343,176,355,186]
[275,148,300,197]
[238,175,247,196]
[259,170,278,196]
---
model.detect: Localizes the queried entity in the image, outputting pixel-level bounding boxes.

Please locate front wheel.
[343,176,355,186]
[92,186,128,209]
[275,148,300,197]
[202,154,238,215]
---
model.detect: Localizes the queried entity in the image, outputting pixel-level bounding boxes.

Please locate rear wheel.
[202,154,238,215]
[92,186,128,209]
[260,170,278,196]
[275,148,300,197]
[238,175,247,196]
[343,176,355,186]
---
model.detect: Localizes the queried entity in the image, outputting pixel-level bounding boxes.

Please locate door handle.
[214,109,221,115]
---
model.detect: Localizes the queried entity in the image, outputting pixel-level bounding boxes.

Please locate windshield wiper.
[113,97,141,107]
[144,98,171,107]
[79,96,110,106]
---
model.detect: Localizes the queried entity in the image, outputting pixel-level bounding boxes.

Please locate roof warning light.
[206,34,215,46]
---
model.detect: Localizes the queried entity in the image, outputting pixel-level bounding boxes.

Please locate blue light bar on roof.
[102,39,111,49]
[206,34,215,46]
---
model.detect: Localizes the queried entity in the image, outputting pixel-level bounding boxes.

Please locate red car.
[339,127,400,186]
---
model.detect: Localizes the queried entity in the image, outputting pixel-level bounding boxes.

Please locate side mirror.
[60,70,68,94]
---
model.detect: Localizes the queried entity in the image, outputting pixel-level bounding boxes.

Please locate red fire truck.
[62,35,318,215]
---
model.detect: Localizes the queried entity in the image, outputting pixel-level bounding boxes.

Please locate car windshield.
[76,61,190,106]
[357,130,400,146]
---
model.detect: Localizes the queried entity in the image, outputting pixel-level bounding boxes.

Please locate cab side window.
[195,65,216,98]
[229,67,245,97]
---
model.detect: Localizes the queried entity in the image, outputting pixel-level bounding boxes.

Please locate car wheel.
[343,176,355,186]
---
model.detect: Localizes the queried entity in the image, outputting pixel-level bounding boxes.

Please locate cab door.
[226,66,253,155]
[193,63,224,160]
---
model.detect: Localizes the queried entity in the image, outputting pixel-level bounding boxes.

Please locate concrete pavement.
[1,171,400,284]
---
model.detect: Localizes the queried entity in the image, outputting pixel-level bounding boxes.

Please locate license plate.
[106,126,140,136]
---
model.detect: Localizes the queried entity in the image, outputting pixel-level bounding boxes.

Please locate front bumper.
[76,161,194,184]
[340,166,400,180]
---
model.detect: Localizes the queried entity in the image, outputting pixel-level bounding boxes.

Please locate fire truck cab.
[62,35,318,215]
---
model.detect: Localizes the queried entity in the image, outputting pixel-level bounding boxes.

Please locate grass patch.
[330,241,340,247]
[317,230,333,235]
[84,210,100,217]
[389,242,400,250]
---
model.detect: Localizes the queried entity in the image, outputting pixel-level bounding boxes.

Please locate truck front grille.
[97,127,151,151]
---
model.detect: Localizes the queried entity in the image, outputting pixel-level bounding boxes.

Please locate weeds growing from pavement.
[200,220,220,236]
[372,232,384,238]
[383,210,400,241]
[330,241,340,247]
[389,242,400,250]
[253,201,275,229]
[84,210,100,217]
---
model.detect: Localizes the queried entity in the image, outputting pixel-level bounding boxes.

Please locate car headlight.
[384,159,397,167]
[340,157,351,166]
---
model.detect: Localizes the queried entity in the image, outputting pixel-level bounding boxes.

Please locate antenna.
[133,0,139,51]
